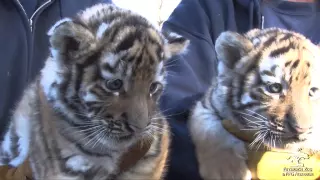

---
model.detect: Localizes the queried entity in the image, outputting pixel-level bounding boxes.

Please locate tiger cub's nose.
[288,121,312,134]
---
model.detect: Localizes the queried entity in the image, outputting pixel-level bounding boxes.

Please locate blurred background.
[113,0,181,28]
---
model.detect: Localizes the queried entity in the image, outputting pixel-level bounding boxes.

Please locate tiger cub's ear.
[162,31,190,58]
[47,18,97,61]
[215,31,253,69]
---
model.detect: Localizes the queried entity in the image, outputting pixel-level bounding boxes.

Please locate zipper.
[16,0,52,32]
[15,0,30,29]
[29,0,52,32]
[261,15,265,29]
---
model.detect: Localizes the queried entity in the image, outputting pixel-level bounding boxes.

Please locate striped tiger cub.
[188,28,320,179]
[0,3,189,180]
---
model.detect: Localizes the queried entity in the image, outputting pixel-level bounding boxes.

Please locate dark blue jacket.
[161,0,320,179]
[0,0,112,138]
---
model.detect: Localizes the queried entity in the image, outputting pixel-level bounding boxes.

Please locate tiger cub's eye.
[149,82,162,95]
[267,83,282,93]
[106,79,123,91]
[309,87,319,98]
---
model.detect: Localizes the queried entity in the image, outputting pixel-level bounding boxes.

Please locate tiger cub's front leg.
[188,102,251,180]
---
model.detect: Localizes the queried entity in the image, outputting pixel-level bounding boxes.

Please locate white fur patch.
[66,155,93,172]
[252,38,260,46]
[101,71,114,79]
[9,115,31,167]
[40,58,62,97]
[155,61,164,82]
[2,128,12,157]
[50,48,59,59]
[168,32,182,39]
[245,170,252,180]
[241,93,254,105]
[113,92,119,96]
[260,73,279,83]
[47,18,72,36]
[83,92,98,102]
[100,53,123,79]
[260,57,283,83]
[96,23,109,39]
[102,53,119,67]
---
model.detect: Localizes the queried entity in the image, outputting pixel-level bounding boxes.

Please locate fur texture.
[0,3,189,180]
[188,28,320,180]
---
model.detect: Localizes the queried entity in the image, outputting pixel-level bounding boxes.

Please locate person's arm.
[160,0,221,113]
[160,1,222,179]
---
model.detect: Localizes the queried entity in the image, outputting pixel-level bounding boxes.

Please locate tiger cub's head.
[215,28,320,150]
[41,4,188,146]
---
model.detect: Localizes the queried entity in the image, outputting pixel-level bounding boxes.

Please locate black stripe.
[109,26,123,43]
[121,61,129,76]
[235,53,261,111]
[74,64,83,93]
[135,48,144,68]
[82,51,102,67]
[252,88,271,101]
[207,88,223,120]
[285,61,291,67]
[261,35,277,47]
[123,54,135,62]
[90,85,112,99]
[279,33,293,42]
[291,60,300,69]
[306,62,310,67]
[57,68,86,121]
[93,65,103,82]
[75,143,112,157]
[288,77,293,85]
[66,65,86,116]
[270,43,295,57]
[156,47,163,60]
[271,65,278,74]
[261,70,274,77]
[108,17,150,43]
[55,111,89,130]
[167,36,186,44]
[103,63,117,73]
[238,102,262,111]
[115,32,138,53]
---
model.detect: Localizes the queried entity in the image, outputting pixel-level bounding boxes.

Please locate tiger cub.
[0,3,189,180]
[188,28,320,179]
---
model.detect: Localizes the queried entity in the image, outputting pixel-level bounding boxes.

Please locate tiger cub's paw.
[0,127,30,167]
[199,149,251,180]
